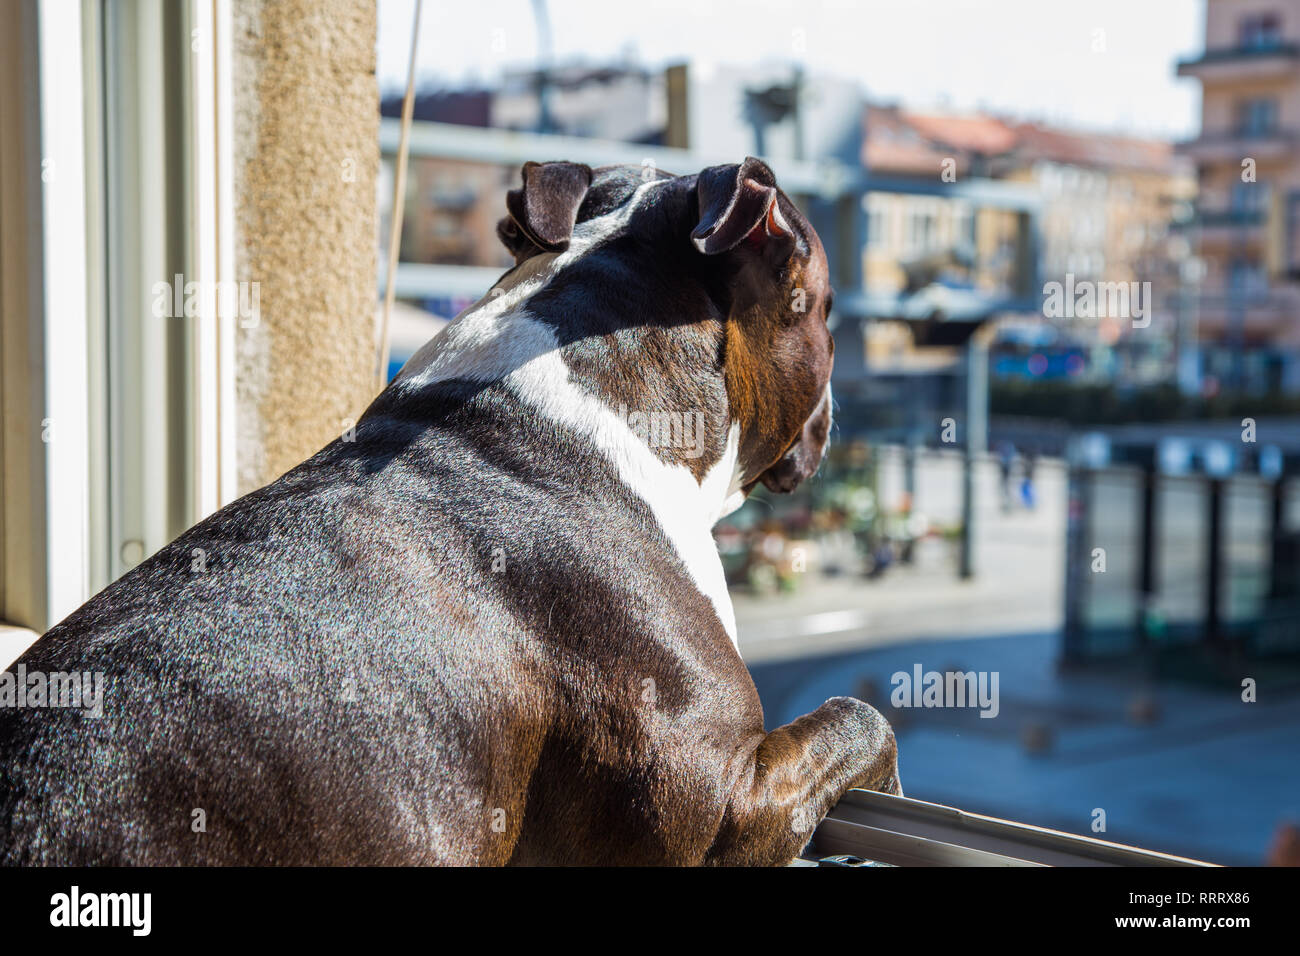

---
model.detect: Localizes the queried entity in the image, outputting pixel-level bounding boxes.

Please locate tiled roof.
[1008,121,1177,173]
[864,104,1182,175]
[900,111,1019,155]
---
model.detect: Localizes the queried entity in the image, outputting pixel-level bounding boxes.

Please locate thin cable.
[377,0,423,391]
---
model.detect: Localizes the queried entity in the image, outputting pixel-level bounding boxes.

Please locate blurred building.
[382,61,1200,427]
[861,106,1021,303]
[858,105,1194,387]
[493,63,668,142]
[1178,0,1300,390]
[381,65,676,274]
[380,90,513,270]
[684,65,865,166]
[381,61,865,268]
[996,122,1196,385]
[400,158,513,267]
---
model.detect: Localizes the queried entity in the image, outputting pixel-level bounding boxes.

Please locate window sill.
[803,789,1215,867]
[0,624,40,670]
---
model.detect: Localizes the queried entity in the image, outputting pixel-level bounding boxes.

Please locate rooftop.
[864,104,1186,177]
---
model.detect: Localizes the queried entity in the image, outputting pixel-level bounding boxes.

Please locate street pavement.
[734,453,1066,663]
[733,454,1300,865]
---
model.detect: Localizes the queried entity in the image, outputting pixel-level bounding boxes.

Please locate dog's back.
[0,379,750,865]
[0,158,898,867]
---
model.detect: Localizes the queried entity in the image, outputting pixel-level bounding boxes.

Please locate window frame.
[0,0,236,646]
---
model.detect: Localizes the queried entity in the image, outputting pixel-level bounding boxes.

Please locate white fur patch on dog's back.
[392,180,743,648]
[506,335,740,646]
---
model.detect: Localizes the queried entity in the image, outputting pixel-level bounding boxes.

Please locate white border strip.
[37,0,92,625]
[189,0,237,516]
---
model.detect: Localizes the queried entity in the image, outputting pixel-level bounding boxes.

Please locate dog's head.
[496,158,834,501]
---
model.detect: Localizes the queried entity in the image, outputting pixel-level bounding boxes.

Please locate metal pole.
[1206,477,1224,646]
[959,334,988,579]
[1063,467,1092,665]
[1269,476,1287,599]
[1136,465,1158,650]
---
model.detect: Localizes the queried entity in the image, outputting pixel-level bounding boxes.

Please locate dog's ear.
[691,157,796,266]
[496,216,545,264]
[502,160,593,256]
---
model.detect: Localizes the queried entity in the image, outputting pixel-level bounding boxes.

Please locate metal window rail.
[802,789,1214,867]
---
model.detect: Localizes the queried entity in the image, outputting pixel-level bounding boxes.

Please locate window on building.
[905,209,924,255]
[863,195,886,250]
[1235,97,1279,136]
[1231,179,1270,212]
[951,202,973,247]
[1287,191,1300,275]
[1239,13,1283,49]
[1232,182,1253,212]
[1228,257,1268,297]
[920,212,935,252]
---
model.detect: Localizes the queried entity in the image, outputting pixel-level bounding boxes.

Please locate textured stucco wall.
[232,0,378,493]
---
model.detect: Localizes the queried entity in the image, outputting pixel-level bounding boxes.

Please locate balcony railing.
[1178,128,1299,161]
[1191,207,1267,228]
[1178,41,1300,72]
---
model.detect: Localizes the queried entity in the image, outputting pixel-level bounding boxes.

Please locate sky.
[377,0,1206,139]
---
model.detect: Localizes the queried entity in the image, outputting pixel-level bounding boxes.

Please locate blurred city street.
[738,456,1300,865]
[750,628,1300,866]
[735,456,1067,663]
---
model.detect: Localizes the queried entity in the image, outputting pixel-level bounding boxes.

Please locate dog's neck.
[389,240,743,644]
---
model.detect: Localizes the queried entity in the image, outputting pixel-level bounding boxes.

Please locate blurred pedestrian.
[998,441,1016,512]
[867,536,894,579]
[1020,449,1038,511]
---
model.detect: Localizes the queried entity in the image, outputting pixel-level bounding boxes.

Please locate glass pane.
[1155,475,1208,640]
[1081,468,1140,653]
[1224,477,1271,629]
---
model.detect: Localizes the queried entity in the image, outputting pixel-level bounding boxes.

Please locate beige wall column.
[231,0,379,493]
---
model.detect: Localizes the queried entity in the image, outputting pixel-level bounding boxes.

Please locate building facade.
[996,123,1196,385]
[1178,0,1300,390]
[858,106,1193,387]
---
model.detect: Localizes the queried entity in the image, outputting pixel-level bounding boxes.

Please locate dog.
[0,157,899,865]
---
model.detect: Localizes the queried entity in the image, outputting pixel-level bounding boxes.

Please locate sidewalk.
[735,457,1066,662]
[732,459,1298,865]
[0,625,38,670]
[748,630,1300,866]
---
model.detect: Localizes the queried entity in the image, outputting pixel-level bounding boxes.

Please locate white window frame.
[0,0,93,648]
[1,0,236,653]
